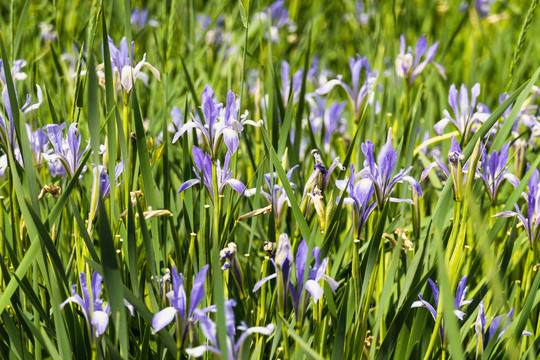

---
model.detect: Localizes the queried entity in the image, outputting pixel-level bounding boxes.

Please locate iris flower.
[185,299,274,359]
[89,162,124,221]
[475,0,496,17]
[434,83,490,142]
[43,123,90,179]
[252,0,296,43]
[152,265,214,342]
[96,36,160,95]
[358,135,423,209]
[316,54,381,120]
[61,272,134,342]
[173,85,260,156]
[245,165,299,226]
[476,143,519,204]
[178,145,245,200]
[253,235,338,321]
[395,34,445,86]
[281,60,303,106]
[0,59,27,87]
[475,301,532,358]
[494,167,540,246]
[411,276,472,341]
[336,164,377,237]
[307,95,347,152]
[130,7,158,31]
[0,85,43,151]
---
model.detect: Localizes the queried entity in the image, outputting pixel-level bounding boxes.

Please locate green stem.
[423,299,444,360]
[91,340,98,360]
[176,315,182,360]
[211,160,229,358]
[122,95,130,217]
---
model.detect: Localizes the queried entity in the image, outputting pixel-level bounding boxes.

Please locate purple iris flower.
[185,299,274,359]
[356,0,372,25]
[476,143,519,204]
[61,272,134,342]
[152,265,214,342]
[170,105,184,133]
[395,35,445,86]
[98,162,124,198]
[434,83,491,141]
[475,301,532,357]
[89,162,124,220]
[25,124,65,176]
[252,0,296,43]
[411,276,472,341]
[253,235,339,321]
[131,7,158,31]
[316,55,381,120]
[494,167,540,246]
[246,165,299,226]
[0,124,52,178]
[26,125,49,166]
[281,60,303,106]
[0,59,27,87]
[43,123,90,179]
[173,85,260,156]
[475,0,496,17]
[307,95,347,152]
[39,23,57,42]
[0,85,43,151]
[357,135,423,209]
[96,36,160,94]
[498,89,540,143]
[336,164,377,237]
[178,145,245,200]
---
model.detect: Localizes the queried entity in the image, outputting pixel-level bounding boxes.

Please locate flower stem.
[210,159,229,358]
[423,299,444,360]
[91,340,98,360]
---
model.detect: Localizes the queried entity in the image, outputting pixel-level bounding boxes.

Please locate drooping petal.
[305,280,324,302]
[221,128,239,154]
[322,274,339,292]
[411,294,437,321]
[234,323,275,356]
[92,310,110,337]
[151,307,177,334]
[252,273,277,292]
[185,345,221,357]
[434,118,450,135]
[178,179,200,194]
[225,179,245,195]
[420,162,439,182]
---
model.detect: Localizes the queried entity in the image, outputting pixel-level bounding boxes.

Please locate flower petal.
[151,307,177,334]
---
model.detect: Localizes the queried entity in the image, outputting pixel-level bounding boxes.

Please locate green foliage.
[0,0,539,359]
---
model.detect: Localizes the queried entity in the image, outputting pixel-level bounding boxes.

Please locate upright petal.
[295,240,308,291]
[189,265,209,317]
